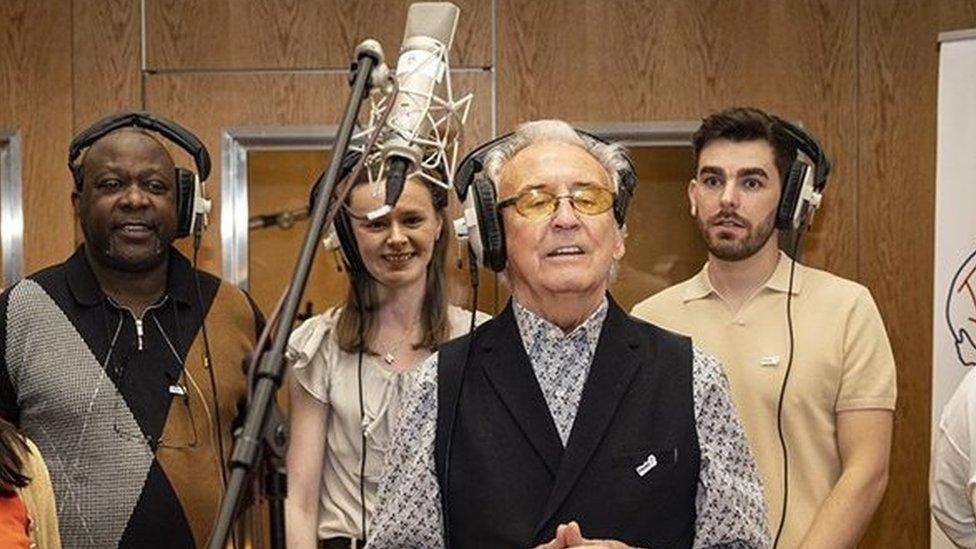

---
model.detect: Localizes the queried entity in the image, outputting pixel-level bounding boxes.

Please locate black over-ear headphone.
[767,117,831,549]
[69,111,213,239]
[309,151,449,278]
[451,130,637,273]
[773,118,831,231]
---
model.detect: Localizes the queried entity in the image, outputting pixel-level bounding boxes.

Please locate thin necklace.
[378,325,416,366]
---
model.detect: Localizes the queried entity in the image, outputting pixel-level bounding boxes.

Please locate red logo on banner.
[947,248,976,367]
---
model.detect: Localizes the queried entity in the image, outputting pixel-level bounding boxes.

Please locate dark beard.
[699,210,777,262]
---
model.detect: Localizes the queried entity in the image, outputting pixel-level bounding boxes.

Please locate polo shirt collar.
[65,247,103,307]
[66,245,196,308]
[765,251,804,294]
[682,266,714,302]
[683,250,803,303]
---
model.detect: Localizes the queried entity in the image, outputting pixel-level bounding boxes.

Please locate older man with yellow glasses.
[366,119,770,549]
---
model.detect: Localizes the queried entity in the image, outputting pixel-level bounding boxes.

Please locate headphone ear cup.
[472,175,506,272]
[175,168,196,238]
[334,207,367,276]
[777,161,805,230]
[613,170,636,226]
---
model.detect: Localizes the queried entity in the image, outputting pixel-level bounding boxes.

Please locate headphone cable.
[192,241,239,549]
[772,228,804,548]
[357,344,367,545]
[192,242,227,488]
[350,280,368,545]
[441,246,480,548]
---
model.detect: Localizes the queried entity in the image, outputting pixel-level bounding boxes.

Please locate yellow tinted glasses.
[497,186,615,219]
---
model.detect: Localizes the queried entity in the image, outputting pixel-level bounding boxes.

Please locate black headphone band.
[309,150,451,214]
[453,134,509,203]
[774,118,831,186]
[69,112,211,186]
[309,149,450,277]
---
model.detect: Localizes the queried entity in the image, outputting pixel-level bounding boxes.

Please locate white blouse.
[288,305,487,540]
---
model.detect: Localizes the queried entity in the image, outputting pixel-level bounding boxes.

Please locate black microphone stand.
[207,42,383,549]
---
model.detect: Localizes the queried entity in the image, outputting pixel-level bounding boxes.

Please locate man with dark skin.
[0,121,264,548]
[74,129,179,315]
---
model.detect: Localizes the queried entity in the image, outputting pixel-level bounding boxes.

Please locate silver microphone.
[377,2,460,215]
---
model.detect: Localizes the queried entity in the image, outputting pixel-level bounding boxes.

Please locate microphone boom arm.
[206,43,383,549]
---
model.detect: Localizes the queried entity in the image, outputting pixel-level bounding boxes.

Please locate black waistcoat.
[435,299,701,548]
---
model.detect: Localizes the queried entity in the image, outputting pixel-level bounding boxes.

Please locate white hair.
[482,119,631,195]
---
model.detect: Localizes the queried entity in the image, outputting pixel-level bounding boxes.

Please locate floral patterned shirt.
[367,298,770,548]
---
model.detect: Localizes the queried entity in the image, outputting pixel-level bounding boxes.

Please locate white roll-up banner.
[932,29,976,548]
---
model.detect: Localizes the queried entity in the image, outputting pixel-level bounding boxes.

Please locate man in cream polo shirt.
[633,107,896,548]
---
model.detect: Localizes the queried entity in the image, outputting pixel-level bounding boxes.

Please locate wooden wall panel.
[0,2,953,543]
[145,72,358,274]
[146,0,492,70]
[246,149,342,318]
[496,0,859,279]
[941,0,976,31]
[144,71,492,286]
[613,147,707,311]
[497,1,934,546]
[72,0,142,129]
[0,0,74,274]
[858,1,938,546]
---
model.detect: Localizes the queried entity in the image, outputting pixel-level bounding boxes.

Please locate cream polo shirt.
[631,252,896,548]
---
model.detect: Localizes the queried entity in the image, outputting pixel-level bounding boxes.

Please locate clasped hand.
[534,521,633,549]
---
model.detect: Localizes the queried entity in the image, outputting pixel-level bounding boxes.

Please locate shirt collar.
[683,250,803,303]
[66,245,196,308]
[682,266,714,302]
[513,296,609,353]
[765,251,805,294]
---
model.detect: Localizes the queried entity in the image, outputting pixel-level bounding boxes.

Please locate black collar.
[65,245,197,308]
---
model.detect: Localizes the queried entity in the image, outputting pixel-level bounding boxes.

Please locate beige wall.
[3,1,976,546]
